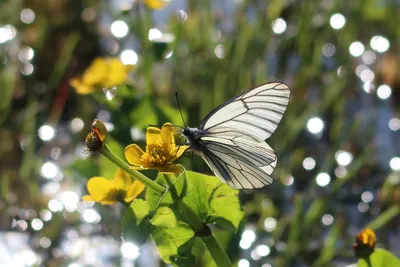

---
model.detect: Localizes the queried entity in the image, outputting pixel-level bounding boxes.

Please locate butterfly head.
[182,127,207,152]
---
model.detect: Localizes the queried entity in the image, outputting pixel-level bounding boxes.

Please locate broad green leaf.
[146,172,186,211]
[183,171,221,222]
[184,171,244,231]
[151,206,177,228]
[357,248,400,267]
[207,183,243,231]
[151,222,195,265]
[122,199,152,246]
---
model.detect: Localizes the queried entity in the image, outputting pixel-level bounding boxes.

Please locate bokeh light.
[330,13,345,29]
[239,229,256,249]
[110,20,129,38]
[388,118,400,131]
[40,162,58,179]
[335,150,353,166]
[121,242,139,259]
[38,125,55,141]
[370,35,390,53]
[271,18,287,34]
[389,157,400,171]
[376,84,392,100]
[349,42,364,57]
[316,173,331,187]
[303,157,316,170]
[120,49,138,65]
[20,9,35,24]
[238,259,250,267]
[307,117,324,134]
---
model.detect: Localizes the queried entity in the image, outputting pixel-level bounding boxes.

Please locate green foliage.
[122,199,152,246]
[151,206,177,228]
[357,249,400,267]
[152,221,195,266]
[142,171,243,266]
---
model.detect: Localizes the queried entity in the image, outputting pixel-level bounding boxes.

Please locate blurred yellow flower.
[353,228,376,258]
[145,0,169,9]
[125,123,188,173]
[70,57,135,94]
[83,168,145,205]
[356,228,376,248]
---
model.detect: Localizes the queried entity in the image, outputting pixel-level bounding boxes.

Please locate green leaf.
[147,171,244,232]
[184,171,244,231]
[146,172,186,211]
[357,248,400,267]
[151,222,195,265]
[151,206,177,228]
[122,199,152,246]
[183,171,221,222]
[207,183,243,231]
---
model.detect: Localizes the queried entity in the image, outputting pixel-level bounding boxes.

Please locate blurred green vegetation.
[1,0,400,266]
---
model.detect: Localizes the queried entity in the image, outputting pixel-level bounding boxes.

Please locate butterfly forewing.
[199,82,290,142]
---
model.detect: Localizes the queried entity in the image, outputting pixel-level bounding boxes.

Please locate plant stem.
[201,233,233,267]
[101,143,165,194]
[163,174,233,267]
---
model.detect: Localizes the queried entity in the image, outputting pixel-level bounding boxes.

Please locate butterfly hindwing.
[198,136,277,189]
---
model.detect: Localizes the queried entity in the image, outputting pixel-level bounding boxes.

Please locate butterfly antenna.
[175,91,187,128]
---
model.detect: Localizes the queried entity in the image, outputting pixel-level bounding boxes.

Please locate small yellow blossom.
[125,123,188,173]
[70,57,135,94]
[353,228,376,258]
[356,228,376,248]
[83,168,145,205]
[145,0,169,9]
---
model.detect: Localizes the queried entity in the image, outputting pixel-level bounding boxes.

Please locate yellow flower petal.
[157,164,184,174]
[113,168,132,190]
[82,58,108,85]
[145,0,169,9]
[173,145,189,160]
[161,123,175,152]
[70,78,95,94]
[146,127,163,146]
[82,195,95,202]
[86,177,113,201]
[99,199,119,205]
[124,180,146,202]
[104,58,129,87]
[125,144,146,166]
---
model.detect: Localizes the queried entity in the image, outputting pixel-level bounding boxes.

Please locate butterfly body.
[182,82,290,190]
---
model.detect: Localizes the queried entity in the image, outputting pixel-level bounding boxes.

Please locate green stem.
[101,143,165,194]
[201,233,233,267]
[163,174,233,267]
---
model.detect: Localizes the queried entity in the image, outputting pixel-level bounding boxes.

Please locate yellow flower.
[125,123,188,173]
[356,228,376,248]
[145,0,170,9]
[353,228,376,258]
[83,168,145,205]
[70,57,135,95]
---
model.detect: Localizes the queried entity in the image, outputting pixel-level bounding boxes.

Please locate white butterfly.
[182,82,290,189]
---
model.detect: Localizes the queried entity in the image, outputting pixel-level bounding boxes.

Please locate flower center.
[148,143,168,165]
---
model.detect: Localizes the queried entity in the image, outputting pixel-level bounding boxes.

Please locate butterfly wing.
[199,82,290,142]
[198,136,277,189]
